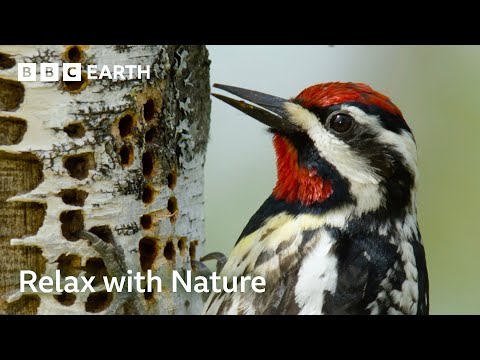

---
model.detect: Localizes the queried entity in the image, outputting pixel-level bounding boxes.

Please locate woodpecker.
[203,82,428,315]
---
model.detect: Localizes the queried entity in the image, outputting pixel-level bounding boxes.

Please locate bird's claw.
[191,252,227,303]
[76,230,143,315]
[200,252,228,273]
[191,260,212,276]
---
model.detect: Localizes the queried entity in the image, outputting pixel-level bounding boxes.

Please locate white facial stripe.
[341,105,418,183]
[350,182,384,215]
[284,102,381,186]
[339,105,381,126]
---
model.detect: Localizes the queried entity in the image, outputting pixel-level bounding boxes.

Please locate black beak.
[212,84,300,133]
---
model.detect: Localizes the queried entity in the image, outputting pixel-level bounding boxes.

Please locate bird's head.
[213,82,418,217]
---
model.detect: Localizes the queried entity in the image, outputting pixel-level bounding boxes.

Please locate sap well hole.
[60,210,84,241]
[85,257,108,286]
[144,99,155,121]
[67,46,82,62]
[144,290,154,302]
[189,240,198,261]
[167,171,177,190]
[167,197,178,223]
[145,128,155,142]
[177,237,186,256]
[119,144,133,166]
[89,225,114,244]
[59,189,88,207]
[63,123,86,138]
[85,291,112,313]
[140,214,153,230]
[54,292,76,306]
[56,254,82,277]
[142,185,155,204]
[119,114,134,137]
[139,237,158,272]
[63,152,95,180]
[164,240,176,261]
[0,52,16,70]
[63,72,87,92]
[142,151,154,177]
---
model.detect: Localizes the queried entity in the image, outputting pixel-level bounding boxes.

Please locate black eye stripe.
[304,103,411,135]
[306,106,331,125]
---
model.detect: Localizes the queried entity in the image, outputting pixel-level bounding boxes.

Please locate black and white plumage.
[204,83,429,315]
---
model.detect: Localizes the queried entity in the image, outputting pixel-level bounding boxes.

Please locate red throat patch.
[272,134,332,206]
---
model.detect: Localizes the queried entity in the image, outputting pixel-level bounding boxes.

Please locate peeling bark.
[0,45,211,314]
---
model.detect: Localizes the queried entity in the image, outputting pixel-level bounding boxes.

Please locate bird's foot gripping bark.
[191,252,228,302]
[76,230,144,315]
[192,252,227,276]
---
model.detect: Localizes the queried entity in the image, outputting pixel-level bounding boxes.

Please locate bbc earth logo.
[18,63,151,82]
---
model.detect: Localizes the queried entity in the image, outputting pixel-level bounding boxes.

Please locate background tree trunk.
[0,45,211,314]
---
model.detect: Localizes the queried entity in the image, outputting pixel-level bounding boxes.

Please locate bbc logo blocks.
[18,63,81,82]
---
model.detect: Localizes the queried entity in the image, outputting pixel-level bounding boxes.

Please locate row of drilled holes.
[59,47,183,310]
[55,238,193,311]
[56,211,189,271]
[116,99,177,192]
[57,190,113,311]
[54,235,197,311]
[58,48,111,312]
[58,165,177,306]
[58,202,180,242]
[54,253,113,312]
[118,113,158,173]
[139,92,179,301]
[139,196,178,226]
[116,101,180,279]
[139,237,197,301]
[55,209,194,309]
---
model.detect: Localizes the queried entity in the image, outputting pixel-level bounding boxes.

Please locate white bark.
[0,45,210,314]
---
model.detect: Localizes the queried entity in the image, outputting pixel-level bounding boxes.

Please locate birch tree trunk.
[0,45,210,314]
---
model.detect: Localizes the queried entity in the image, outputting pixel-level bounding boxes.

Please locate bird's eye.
[328,113,354,134]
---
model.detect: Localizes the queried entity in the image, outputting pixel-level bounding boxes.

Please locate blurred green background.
[204,45,480,314]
